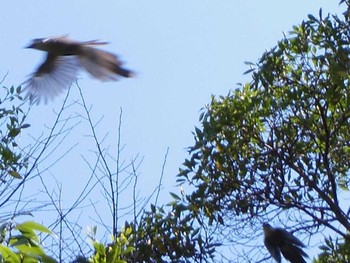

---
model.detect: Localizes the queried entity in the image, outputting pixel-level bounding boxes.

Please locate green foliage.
[314,236,350,263]
[72,226,136,263]
[0,87,55,262]
[179,3,350,242]
[0,221,56,263]
[125,201,215,263]
[74,207,213,263]
[75,196,215,263]
[0,86,30,181]
[88,227,134,263]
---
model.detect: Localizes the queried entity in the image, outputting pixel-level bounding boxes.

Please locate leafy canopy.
[178,5,350,244]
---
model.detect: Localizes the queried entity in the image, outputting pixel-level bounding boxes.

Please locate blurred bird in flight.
[263,223,308,263]
[23,36,133,104]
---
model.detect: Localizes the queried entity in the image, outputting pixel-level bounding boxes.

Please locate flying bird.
[263,223,308,263]
[23,36,133,104]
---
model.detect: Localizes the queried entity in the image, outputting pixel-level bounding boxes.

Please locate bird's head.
[263,223,272,229]
[26,35,69,50]
[263,223,274,236]
[26,38,50,50]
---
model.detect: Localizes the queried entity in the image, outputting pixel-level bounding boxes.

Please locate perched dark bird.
[263,223,308,263]
[23,36,133,104]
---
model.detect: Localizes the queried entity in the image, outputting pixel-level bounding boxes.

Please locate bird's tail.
[78,47,133,81]
[280,243,308,263]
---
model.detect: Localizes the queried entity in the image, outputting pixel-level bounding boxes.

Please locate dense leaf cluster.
[124,201,215,263]
[179,5,350,241]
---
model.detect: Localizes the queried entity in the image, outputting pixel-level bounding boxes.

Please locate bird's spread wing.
[23,55,80,104]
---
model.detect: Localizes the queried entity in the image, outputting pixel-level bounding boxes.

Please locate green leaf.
[9,170,22,179]
[20,124,30,129]
[0,245,20,263]
[8,128,20,138]
[170,192,181,200]
[14,243,44,255]
[16,221,52,235]
[307,14,318,22]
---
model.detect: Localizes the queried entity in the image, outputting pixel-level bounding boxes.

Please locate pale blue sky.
[0,1,344,261]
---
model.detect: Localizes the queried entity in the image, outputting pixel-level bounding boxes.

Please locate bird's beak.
[25,42,34,49]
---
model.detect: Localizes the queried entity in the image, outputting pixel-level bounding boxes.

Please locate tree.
[0,85,30,198]
[125,200,216,262]
[178,1,350,261]
[3,2,350,262]
[0,82,213,262]
[0,85,57,262]
[314,236,350,263]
